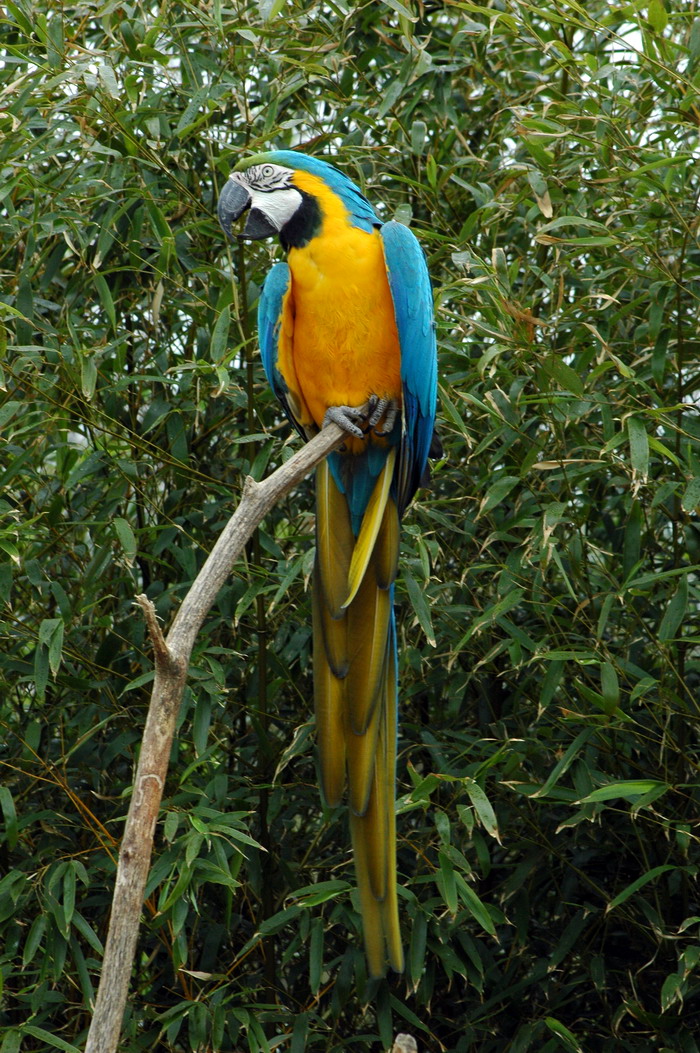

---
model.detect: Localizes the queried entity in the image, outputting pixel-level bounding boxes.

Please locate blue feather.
[257,260,308,437]
[327,443,394,536]
[380,220,437,514]
[257,261,289,398]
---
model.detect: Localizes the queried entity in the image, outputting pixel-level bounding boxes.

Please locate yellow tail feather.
[346,568,391,735]
[313,456,403,976]
[316,460,354,617]
[313,573,347,808]
[343,448,396,608]
[349,662,403,976]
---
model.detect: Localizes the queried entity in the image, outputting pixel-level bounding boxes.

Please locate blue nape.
[264,150,381,234]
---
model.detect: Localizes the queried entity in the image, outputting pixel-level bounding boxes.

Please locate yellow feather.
[313,460,355,806]
[286,220,402,433]
[346,688,382,817]
[343,448,396,608]
[312,575,346,808]
[347,569,391,735]
[314,562,348,678]
[348,662,403,976]
[379,666,403,972]
[312,457,403,975]
[316,460,353,618]
[351,760,387,901]
[376,499,400,589]
[349,835,386,979]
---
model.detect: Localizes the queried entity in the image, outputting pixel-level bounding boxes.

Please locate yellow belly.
[287,224,402,432]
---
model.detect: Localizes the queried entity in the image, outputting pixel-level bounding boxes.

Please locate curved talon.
[368,396,389,428]
[371,397,400,436]
[376,403,399,435]
[323,403,369,439]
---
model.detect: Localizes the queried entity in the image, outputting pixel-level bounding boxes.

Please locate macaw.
[217,150,437,977]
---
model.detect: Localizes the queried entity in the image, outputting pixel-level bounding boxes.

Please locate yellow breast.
[282,172,402,435]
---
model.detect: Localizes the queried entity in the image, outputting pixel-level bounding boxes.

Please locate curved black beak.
[242,208,278,240]
[217,178,251,239]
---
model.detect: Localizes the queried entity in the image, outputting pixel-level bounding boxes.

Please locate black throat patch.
[279,190,322,250]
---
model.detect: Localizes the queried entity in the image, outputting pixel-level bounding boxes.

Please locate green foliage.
[1,0,700,1049]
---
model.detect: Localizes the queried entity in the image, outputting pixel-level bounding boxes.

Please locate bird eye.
[261,165,274,178]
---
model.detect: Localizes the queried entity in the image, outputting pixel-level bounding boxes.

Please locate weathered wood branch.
[85,423,345,1053]
[391,1034,418,1053]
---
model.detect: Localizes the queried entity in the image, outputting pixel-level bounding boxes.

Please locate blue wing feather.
[257,260,289,401]
[257,260,306,438]
[380,220,437,515]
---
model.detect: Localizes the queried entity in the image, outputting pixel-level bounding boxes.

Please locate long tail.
[313,453,403,977]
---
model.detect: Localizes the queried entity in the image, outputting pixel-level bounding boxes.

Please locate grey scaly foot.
[323,403,370,439]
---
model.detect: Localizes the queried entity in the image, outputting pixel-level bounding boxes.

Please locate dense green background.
[1,0,700,1050]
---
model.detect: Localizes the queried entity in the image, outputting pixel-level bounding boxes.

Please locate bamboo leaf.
[21,1029,80,1053]
[113,517,137,565]
[0,786,18,850]
[606,865,676,912]
[627,417,649,483]
[454,874,497,936]
[210,304,231,362]
[531,729,597,798]
[580,780,667,803]
[466,781,500,842]
[658,575,688,643]
[477,475,520,517]
[404,568,436,646]
[544,1017,583,1053]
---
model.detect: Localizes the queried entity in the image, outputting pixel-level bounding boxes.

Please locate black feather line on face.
[245,163,294,192]
[279,190,322,250]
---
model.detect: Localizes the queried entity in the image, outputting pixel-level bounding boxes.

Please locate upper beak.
[217,176,280,241]
[217,177,251,239]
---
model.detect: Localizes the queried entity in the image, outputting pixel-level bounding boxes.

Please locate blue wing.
[257,260,306,438]
[258,260,290,404]
[380,220,437,514]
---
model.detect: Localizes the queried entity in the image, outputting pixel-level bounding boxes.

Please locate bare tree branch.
[391,1034,418,1053]
[85,423,345,1053]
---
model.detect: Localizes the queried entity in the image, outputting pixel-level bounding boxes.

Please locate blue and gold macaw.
[218,151,437,977]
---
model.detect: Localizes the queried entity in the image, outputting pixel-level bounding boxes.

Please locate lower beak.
[217,178,251,239]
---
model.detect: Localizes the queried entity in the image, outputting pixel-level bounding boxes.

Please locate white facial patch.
[234,163,303,232]
[248,185,302,231]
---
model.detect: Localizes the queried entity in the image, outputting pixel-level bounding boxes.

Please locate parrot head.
[217,152,324,249]
[217,150,380,249]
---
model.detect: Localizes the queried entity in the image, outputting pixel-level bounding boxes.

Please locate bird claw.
[367,395,399,436]
[323,403,369,439]
[323,397,400,440]
[367,395,387,427]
